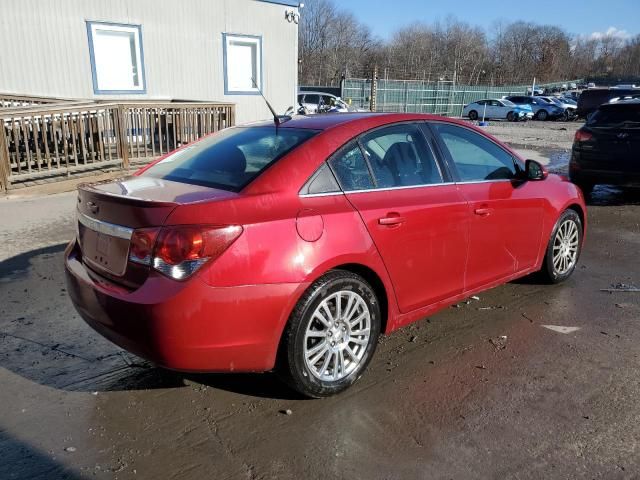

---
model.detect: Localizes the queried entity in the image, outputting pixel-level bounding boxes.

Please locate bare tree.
[298,0,640,86]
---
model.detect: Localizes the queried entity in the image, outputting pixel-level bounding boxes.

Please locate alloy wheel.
[552,219,579,275]
[303,290,371,382]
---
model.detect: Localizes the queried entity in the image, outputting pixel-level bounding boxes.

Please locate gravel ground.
[483,119,580,150]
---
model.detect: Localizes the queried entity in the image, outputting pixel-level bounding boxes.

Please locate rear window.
[588,106,640,128]
[142,126,318,191]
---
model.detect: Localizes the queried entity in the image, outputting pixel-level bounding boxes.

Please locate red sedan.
[65,113,586,397]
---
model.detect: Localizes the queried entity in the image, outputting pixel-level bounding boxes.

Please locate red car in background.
[65,113,586,397]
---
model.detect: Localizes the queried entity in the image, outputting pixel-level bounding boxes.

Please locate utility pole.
[369,65,378,112]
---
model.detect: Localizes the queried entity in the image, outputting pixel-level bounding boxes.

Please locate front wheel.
[536,109,548,121]
[506,111,516,122]
[539,209,583,283]
[468,110,478,120]
[278,270,381,398]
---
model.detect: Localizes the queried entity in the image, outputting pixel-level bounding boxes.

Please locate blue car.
[505,95,565,121]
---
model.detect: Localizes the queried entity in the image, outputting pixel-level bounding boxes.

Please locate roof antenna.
[252,77,291,126]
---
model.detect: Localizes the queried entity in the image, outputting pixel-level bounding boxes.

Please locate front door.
[430,122,545,291]
[328,123,469,313]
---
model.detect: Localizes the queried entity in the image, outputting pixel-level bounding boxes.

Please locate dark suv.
[569,99,640,195]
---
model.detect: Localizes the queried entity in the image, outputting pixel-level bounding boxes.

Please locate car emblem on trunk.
[87,201,99,215]
[617,132,629,139]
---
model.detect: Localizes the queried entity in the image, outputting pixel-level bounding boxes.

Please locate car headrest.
[217,146,247,173]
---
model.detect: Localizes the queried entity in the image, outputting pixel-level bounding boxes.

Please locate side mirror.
[525,159,548,181]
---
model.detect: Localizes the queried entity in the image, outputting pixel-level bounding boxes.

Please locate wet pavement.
[2,149,640,479]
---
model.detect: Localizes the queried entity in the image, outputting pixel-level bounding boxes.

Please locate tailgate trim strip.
[77,212,134,240]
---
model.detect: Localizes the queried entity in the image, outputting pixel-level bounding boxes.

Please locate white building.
[0,0,300,123]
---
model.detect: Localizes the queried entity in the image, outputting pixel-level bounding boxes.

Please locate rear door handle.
[474,207,493,216]
[378,213,406,226]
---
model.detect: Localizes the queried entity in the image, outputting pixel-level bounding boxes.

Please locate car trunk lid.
[77,176,237,284]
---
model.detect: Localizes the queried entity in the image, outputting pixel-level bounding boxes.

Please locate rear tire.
[278,270,381,398]
[539,209,583,284]
[468,110,478,120]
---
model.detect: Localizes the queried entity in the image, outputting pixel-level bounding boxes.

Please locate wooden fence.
[0,93,72,110]
[0,101,235,191]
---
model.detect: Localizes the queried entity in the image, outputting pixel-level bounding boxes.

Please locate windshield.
[587,107,640,128]
[142,127,319,191]
[501,100,516,107]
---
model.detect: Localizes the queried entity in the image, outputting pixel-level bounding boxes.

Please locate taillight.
[129,228,160,265]
[128,225,242,280]
[574,130,592,142]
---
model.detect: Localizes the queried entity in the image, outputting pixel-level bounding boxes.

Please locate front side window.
[223,34,262,95]
[360,124,444,188]
[142,127,318,191]
[433,123,518,182]
[87,22,145,94]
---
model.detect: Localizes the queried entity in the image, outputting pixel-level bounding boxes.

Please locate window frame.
[427,121,524,184]
[222,33,263,96]
[86,21,146,95]
[321,122,452,195]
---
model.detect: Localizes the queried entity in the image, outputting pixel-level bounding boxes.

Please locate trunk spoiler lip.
[78,183,179,208]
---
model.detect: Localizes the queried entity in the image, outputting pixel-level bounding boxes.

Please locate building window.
[87,21,146,94]
[223,34,262,95]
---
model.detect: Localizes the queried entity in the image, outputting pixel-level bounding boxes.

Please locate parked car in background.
[298,91,359,114]
[569,99,640,195]
[526,87,545,96]
[545,96,577,119]
[65,112,586,398]
[609,93,640,104]
[462,99,533,121]
[577,88,640,117]
[505,95,564,120]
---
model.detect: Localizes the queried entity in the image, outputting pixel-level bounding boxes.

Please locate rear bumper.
[570,155,640,187]
[64,240,306,372]
[570,170,640,187]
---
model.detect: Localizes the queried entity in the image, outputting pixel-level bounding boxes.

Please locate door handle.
[378,213,406,226]
[474,207,493,216]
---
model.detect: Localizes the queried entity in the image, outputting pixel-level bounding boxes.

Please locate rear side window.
[360,123,444,188]
[304,94,319,104]
[329,142,374,191]
[434,123,517,182]
[142,127,318,191]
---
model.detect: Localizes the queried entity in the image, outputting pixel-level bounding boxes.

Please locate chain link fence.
[341,77,583,116]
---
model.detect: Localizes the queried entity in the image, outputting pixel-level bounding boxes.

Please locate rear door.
[329,122,469,313]
[430,122,545,291]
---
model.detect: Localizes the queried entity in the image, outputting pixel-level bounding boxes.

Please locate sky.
[338,0,640,40]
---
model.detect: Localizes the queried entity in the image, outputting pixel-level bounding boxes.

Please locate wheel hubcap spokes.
[552,219,579,275]
[304,290,371,382]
